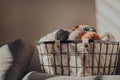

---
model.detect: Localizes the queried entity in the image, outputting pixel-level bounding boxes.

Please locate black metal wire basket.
[36,40,120,76]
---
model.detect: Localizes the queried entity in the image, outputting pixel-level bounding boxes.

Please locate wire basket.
[36,40,120,76]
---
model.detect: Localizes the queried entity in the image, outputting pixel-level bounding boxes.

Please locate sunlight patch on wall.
[96,0,120,41]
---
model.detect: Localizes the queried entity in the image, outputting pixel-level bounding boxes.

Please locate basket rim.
[36,40,119,45]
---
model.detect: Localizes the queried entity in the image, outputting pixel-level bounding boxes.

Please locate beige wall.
[0,0,96,71]
[0,0,96,44]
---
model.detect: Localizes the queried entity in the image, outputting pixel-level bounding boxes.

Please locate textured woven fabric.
[0,39,34,80]
[55,29,70,41]
[23,71,120,80]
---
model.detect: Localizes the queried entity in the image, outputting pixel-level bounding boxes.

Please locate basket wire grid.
[36,40,120,76]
